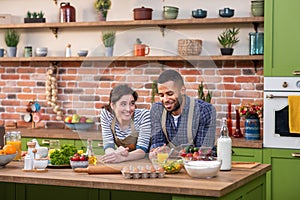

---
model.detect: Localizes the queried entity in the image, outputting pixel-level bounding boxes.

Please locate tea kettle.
[60,2,76,22]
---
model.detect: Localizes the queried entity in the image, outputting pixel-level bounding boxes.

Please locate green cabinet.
[264,0,300,76]
[0,176,267,200]
[232,147,263,162]
[263,148,300,200]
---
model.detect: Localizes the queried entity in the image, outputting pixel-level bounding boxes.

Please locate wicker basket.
[178,39,202,56]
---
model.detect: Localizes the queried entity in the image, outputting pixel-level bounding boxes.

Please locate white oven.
[264,77,300,149]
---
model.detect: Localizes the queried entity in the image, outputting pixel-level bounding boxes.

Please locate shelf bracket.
[252,60,259,73]
[53,0,57,5]
[50,61,60,68]
[158,25,166,37]
[252,22,259,32]
[50,27,58,38]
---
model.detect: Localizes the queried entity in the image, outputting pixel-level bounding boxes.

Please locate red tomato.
[179,149,187,157]
[72,156,80,161]
[80,155,87,161]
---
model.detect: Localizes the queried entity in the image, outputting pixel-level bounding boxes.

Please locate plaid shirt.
[150,96,216,150]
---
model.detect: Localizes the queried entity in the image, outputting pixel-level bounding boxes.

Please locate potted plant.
[217,27,240,55]
[94,0,112,21]
[102,30,115,56]
[24,11,46,23]
[4,29,20,57]
[238,103,263,140]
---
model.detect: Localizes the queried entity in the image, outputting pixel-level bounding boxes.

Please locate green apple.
[71,114,80,123]
[86,118,93,123]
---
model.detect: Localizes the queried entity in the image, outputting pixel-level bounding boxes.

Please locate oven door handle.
[292,153,300,158]
[266,94,287,99]
[293,71,300,75]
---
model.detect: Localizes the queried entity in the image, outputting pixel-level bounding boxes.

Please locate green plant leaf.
[217,27,240,48]
[102,31,116,47]
[4,29,20,47]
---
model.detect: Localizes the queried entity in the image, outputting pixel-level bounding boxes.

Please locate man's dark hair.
[157,69,184,88]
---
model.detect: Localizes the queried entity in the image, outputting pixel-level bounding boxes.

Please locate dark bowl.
[219,8,234,18]
[192,9,207,18]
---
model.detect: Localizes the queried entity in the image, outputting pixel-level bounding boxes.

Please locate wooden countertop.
[10,128,263,148]
[0,160,270,197]
[10,127,102,141]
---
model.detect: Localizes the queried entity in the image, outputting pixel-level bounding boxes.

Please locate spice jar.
[4,131,22,161]
[60,2,76,22]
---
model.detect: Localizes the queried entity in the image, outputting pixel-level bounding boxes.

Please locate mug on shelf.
[134,44,150,56]
[0,48,7,57]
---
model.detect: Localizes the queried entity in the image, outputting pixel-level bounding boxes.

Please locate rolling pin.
[74,165,122,174]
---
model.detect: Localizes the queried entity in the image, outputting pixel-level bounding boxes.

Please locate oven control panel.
[264,77,300,91]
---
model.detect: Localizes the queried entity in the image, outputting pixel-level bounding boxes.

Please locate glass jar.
[4,131,22,161]
[249,32,264,55]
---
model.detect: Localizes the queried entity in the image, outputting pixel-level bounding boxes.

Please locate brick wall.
[0,60,263,136]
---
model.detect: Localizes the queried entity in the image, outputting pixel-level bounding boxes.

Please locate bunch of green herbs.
[50,144,77,165]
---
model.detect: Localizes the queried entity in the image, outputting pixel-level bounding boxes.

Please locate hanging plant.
[151,80,158,104]
[198,82,212,103]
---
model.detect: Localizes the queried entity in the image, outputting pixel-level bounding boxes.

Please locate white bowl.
[77,50,88,57]
[33,159,48,170]
[36,147,48,158]
[35,47,48,57]
[183,160,221,178]
[70,160,89,169]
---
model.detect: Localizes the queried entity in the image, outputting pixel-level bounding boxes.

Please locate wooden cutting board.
[232,161,260,169]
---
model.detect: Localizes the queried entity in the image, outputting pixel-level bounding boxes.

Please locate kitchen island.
[0,160,271,200]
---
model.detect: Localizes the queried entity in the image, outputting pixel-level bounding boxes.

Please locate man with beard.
[149,69,216,159]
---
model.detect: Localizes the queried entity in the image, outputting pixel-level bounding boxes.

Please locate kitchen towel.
[288,96,300,133]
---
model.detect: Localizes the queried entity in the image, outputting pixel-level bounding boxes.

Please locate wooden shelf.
[0,17,264,29]
[0,55,263,62]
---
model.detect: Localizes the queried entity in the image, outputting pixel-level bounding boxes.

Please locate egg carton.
[121,165,165,179]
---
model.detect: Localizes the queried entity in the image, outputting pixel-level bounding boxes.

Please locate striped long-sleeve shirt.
[100,108,151,153]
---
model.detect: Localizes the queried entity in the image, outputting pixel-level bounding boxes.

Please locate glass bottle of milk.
[217,117,232,171]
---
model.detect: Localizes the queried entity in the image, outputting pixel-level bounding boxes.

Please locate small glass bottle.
[65,43,71,57]
[24,154,33,170]
[27,141,36,159]
[86,139,97,165]
[233,109,243,138]
[217,118,232,171]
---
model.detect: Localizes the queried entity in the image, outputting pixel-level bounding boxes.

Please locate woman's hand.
[100,146,129,163]
[116,146,129,157]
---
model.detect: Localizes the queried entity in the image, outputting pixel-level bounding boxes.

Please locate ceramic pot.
[251,1,264,17]
[220,48,234,55]
[163,6,179,19]
[244,115,260,140]
[133,7,153,20]
[105,47,113,56]
[60,2,76,22]
[98,10,108,21]
[7,47,17,57]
